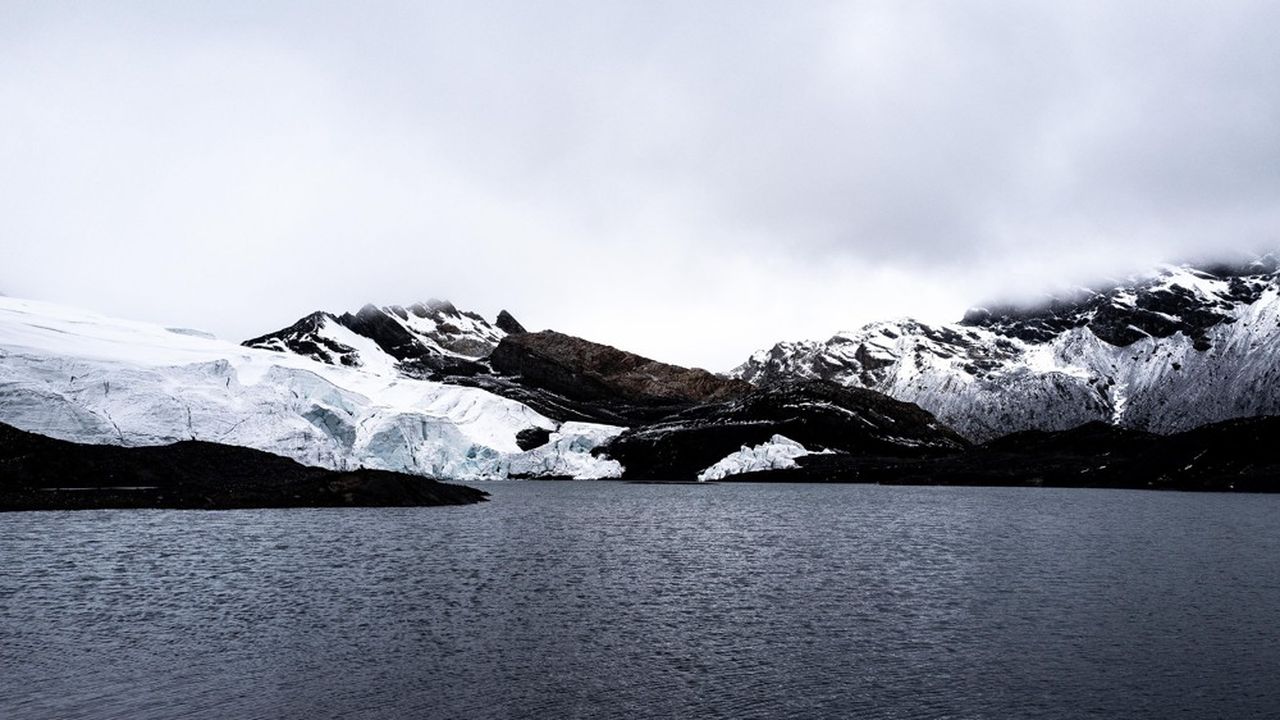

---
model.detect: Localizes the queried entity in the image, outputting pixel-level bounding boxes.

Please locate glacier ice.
[508,422,626,479]
[0,297,622,480]
[697,434,830,482]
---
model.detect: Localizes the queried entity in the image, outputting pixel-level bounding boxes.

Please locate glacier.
[0,297,621,480]
[697,434,831,482]
[508,422,626,479]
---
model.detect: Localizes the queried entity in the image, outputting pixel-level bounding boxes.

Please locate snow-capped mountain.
[244,300,523,378]
[733,260,1280,440]
[253,301,756,426]
[0,297,618,480]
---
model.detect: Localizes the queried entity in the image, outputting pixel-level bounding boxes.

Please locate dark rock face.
[602,380,970,481]
[720,417,1280,492]
[0,423,487,511]
[490,330,752,406]
[515,426,553,451]
[495,310,527,335]
[335,303,426,360]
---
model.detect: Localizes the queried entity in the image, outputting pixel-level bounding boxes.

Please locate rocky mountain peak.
[244,299,510,373]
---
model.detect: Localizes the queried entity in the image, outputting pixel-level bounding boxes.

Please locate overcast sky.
[2,1,1278,369]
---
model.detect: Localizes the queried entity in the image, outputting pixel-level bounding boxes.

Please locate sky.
[2,1,1278,370]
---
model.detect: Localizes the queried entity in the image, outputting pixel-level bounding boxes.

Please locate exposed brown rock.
[489,330,752,406]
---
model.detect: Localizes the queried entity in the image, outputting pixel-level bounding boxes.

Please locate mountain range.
[2,257,1278,493]
[736,258,1280,439]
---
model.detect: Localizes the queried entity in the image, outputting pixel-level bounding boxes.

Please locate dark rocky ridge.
[490,330,751,405]
[720,417,1280,492]
[602,379,970,481]
[0,422,487,511]
[341,300,497,359]
[483,330,754,425]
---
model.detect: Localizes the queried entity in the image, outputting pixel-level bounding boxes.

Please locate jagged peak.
[243,297,517,372]
[495,310,527,335]
[351,303,385,320]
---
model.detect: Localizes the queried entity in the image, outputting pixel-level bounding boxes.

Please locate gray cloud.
[2,1,1278,369]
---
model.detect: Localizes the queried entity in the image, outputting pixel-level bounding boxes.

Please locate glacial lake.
[3,482,1279,719]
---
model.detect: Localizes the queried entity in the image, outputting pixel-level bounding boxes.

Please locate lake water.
[3,482,1279,719]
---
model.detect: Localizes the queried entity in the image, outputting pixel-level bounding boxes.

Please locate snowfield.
[0,297,619,480]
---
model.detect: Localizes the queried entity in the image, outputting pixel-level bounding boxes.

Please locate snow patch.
[315,317,400,376]
[696,434,830,482]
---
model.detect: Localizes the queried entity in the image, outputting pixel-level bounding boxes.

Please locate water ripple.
[3,484,1280,719]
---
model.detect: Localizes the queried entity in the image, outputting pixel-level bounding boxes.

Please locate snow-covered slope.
[243,299,519,377]
[733,262,1280,440]
[0,297,614,479]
